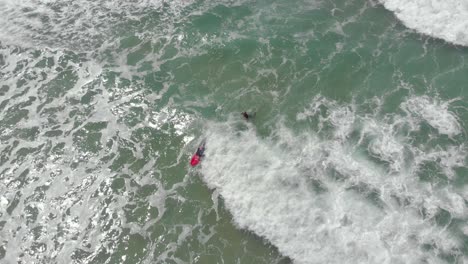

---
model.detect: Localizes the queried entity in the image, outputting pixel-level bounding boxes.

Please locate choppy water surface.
[0,0,467,263]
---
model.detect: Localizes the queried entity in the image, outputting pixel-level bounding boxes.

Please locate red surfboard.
[190,140,206,167]
[190,154,201,166]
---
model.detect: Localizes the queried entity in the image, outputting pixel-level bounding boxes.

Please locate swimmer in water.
[241,111,256,120]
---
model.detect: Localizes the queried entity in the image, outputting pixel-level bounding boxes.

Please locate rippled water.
[0,0,467,263]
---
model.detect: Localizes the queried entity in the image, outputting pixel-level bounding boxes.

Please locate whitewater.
[0,0,467,263]
[379,0,468,46]
[201,95,467,264]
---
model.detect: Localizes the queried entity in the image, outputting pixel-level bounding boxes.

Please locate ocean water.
[0,0,467,263]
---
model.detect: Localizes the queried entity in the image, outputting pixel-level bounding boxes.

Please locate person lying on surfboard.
[190,140,206,167]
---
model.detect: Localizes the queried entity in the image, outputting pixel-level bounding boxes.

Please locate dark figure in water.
[196,145,205,157]
[242,112,250,119]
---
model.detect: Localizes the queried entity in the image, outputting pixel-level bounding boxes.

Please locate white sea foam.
[200,95,467,263]
[379,0,468,46]
[401,95,461,136]
[361,118,406,172]
[200,129,462,263]
[414,144,467,180]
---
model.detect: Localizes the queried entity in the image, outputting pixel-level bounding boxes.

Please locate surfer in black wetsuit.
[196,145,205,157]
[242,111,256,120]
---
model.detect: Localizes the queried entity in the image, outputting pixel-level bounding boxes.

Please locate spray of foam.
[379,0,468,46]
[200,95,467,263]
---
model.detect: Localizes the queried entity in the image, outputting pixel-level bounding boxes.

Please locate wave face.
[379,0,468,46]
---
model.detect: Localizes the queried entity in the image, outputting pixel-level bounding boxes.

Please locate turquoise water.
[0,0,467,263]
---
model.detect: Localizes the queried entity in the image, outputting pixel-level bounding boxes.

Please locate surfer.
[242,111,256,120]
[190,140,206,166]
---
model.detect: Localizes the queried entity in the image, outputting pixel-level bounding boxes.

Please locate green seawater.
[0,0,467,263]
